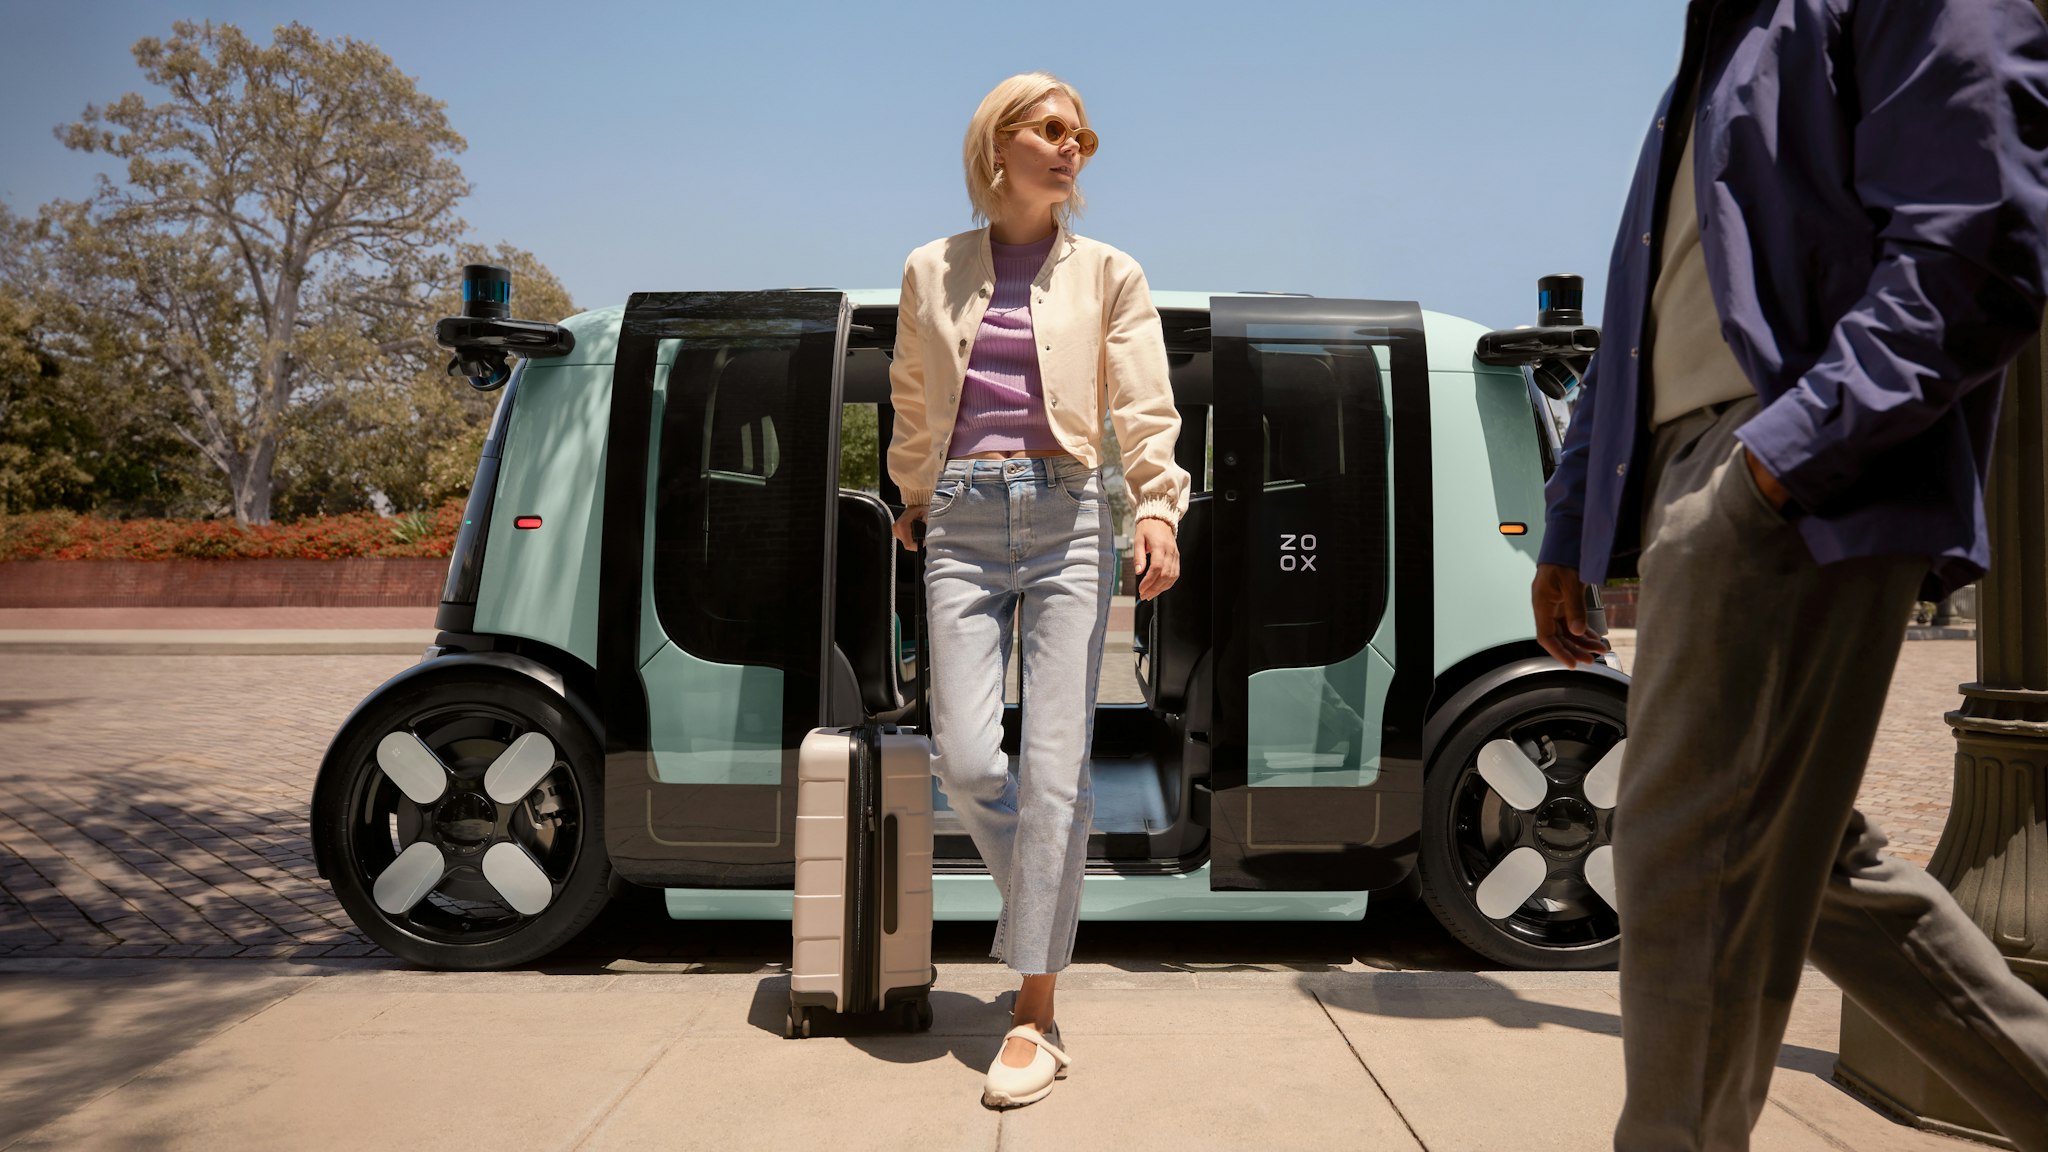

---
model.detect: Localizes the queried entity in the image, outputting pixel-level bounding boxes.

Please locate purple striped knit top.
[947,232,1061,456]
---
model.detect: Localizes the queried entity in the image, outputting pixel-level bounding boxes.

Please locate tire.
[1419,680,1626,970]
[314,668,611,969]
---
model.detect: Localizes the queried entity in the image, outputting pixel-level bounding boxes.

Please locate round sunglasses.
[1004,115,1100,158]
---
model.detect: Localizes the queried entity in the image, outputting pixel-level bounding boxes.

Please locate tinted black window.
[1239,330,1389,670]
[650,298,840,669]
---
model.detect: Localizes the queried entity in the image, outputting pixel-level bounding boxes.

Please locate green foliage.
[0,242,208,516]
[0,285,91,512]
[390,509,434,546]
[840,403,880,493]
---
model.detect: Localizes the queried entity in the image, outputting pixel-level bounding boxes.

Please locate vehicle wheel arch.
[1422,644,1629,772]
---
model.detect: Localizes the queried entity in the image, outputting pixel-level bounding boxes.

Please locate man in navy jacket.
[1535,1,2048,1147]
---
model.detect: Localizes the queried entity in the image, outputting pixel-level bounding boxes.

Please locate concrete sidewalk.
[0,957,1971,1152]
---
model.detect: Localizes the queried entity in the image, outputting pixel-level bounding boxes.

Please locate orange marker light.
[1499,522,1528,536]
[515,516,543,530]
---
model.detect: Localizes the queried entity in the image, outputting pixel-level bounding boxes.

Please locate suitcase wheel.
[785,1006,817,1040]
[900,997,934,1033]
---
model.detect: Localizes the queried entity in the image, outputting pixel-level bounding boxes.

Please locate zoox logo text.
[1278,533,1318,572]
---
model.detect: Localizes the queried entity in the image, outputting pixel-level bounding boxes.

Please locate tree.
[52,21,471,524]
[839,403,880,493]
[269,240,577,516]
[0,205,207,516]
[0,287,90,513]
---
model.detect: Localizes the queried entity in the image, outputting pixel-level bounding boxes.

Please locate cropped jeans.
[923,455,1113,975]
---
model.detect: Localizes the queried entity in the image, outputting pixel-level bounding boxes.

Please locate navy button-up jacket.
[1540,0,2048,599]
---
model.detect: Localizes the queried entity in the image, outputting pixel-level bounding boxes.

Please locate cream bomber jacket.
[886,225,1192,529]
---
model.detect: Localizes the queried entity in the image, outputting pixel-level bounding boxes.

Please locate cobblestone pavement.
[0,642,1979,961]
[0,655,407,960]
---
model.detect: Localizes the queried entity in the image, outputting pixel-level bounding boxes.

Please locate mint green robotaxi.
[310,270,1628,972]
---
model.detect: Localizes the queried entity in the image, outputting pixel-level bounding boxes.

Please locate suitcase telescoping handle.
[912,518,932,731]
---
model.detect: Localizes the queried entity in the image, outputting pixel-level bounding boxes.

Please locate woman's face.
[994,93,1086,216]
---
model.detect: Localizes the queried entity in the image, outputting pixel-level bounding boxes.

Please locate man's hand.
[1133,517,1180,601]
[1741,446,1792,512]
[1532,563,1609,669]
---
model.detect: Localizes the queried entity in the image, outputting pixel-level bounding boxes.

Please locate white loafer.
[981,1024,1072,1109]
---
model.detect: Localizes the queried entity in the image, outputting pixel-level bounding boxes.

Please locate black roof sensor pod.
[1476,274,1600,400]
[435,263,578,391]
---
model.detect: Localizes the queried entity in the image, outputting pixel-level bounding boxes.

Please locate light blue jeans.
[923,455,1113,975]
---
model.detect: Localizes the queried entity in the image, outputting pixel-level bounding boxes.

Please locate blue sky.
[1,1,1681,328]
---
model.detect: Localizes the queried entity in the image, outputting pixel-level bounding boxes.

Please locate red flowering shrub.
[0,500,465,561]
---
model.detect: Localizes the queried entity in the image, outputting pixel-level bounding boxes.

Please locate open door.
[1207,297,1432,891]
[598,291,850,887]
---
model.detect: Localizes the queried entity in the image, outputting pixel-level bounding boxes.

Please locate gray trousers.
[1613,397,2048,1151]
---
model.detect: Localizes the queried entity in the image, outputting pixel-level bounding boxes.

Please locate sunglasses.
[1004,115,1099,158]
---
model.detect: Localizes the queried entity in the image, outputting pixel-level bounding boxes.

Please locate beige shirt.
[887,224,1191,527]
[1648,115,1757,429]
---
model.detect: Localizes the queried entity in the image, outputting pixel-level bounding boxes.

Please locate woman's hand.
[1133,517,1180,600]
[892,504,928,551]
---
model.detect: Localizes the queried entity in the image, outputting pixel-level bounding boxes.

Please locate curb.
[1904,625,1976,641]
[0,630,434,656]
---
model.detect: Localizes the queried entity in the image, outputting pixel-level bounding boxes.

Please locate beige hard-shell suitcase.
[787,724,935,1037]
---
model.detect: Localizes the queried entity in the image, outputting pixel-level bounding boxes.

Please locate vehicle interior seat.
[833,490,904,718]
[671,348,881,728]
[1139,492,1212,712]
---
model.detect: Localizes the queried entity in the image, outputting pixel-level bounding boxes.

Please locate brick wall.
[0,558,449,608]
[1599,583,1638,630]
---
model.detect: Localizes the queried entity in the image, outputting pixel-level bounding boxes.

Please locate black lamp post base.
[1834,986,2039,1151]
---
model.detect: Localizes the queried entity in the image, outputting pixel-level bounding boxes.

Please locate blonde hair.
[962,72,1090,227]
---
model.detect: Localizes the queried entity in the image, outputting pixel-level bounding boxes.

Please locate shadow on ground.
[1309,975,1841,1079]
[0,967,305,1147]
[0,698,83,724]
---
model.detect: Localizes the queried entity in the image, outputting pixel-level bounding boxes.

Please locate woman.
[886,72,1190,1109]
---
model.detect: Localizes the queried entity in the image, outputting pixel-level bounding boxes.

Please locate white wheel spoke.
[482,841,554,916]
[1584,845,1619,911]
[1475,846,1549,920]
[377,731,450,806]
[484,731,557,805]
[373,841,447,914]
[1583,739,1626,810]
[1477,739,1549,812]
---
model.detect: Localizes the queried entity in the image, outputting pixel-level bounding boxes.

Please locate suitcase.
[787,519,937,1039]
[788,723,936,1037]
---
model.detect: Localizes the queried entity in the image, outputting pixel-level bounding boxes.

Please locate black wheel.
[798,1008,816,1039]
[314,668,611,969]
[1419,681,1626,970]
[900,997,933,1033]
